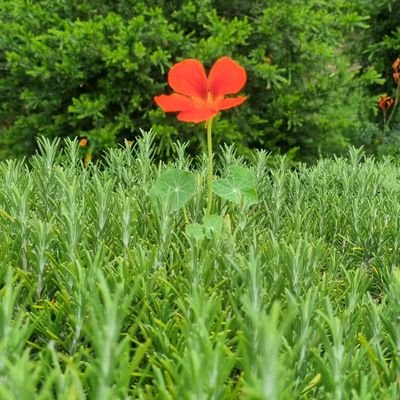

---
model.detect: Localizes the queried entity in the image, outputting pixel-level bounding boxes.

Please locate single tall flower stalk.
[154,56,247,214]
[206,117,213,214]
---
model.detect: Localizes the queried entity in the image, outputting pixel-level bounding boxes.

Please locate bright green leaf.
[213,166,258,207]
[149,168,195,213]
[203,214,224,237]
[186,223,205,240]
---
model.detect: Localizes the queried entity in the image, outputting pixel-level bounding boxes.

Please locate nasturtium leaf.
[203,214,224,237]
[186,223,205,240]
[213,165,258,206]
[149,168,196,213]
[186,215,224,241]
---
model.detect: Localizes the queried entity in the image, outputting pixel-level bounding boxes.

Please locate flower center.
[207,91,214,105]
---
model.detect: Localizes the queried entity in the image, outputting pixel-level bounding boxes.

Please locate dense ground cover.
[1,134,400,398]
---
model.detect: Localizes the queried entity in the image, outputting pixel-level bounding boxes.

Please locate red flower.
[378,95,394,112]
[154,56,247,123]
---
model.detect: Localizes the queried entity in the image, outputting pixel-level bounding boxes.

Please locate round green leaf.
[150,169,196,213]
[186,223,205,240]
[203,214,224,237]
[213,166,258,206]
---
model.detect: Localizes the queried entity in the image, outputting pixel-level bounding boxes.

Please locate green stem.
[380,112,387,145]
[206,118,214,215]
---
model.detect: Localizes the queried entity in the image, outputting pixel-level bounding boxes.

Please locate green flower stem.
[206,118,214,215]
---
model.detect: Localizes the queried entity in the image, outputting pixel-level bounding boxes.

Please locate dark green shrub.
[0,0,383,160]
[0,1,183,158]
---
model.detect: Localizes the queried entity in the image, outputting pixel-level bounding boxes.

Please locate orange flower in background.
[154,56,247,123]
[378,95,394,112]
[392,58,400,72]
[79,138,88,147]
[393,58,400,83]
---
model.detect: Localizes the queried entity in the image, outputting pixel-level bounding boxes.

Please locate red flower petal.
[177,108,218,123]
[168,59,208,99]
[208,56,246,97]
[218,96,247,110]
[154,94,193,112]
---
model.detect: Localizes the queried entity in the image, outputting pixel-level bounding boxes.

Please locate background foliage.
[0,0,398,160]
[356,0,400,154]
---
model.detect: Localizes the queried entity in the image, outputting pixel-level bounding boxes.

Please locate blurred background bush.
[0,0,399,161]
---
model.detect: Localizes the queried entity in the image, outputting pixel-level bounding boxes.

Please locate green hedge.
[0,0,388,160]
